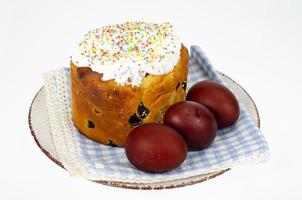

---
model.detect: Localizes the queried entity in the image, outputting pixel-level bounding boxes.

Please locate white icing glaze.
[71,22,181,86]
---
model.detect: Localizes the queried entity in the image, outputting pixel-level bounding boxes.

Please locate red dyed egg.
[187,80,240,128]
[164,101,217,150]
[125,123,187,173]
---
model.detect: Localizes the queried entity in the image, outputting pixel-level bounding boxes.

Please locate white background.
[1,0,302,199]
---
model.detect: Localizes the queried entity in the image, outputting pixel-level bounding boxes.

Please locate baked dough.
[71,45,188,147]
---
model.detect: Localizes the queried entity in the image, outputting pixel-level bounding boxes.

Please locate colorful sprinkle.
[78,22,179,66]
[74,22,181,86]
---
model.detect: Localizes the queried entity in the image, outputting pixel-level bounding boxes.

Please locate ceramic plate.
[28,71,260,189]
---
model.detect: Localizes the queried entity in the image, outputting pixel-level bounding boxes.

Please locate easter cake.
[70,22,189,147]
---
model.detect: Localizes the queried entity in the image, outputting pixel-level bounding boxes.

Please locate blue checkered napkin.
[48,45,269,183]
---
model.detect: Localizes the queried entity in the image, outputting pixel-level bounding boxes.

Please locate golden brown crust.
[71,45,189,146]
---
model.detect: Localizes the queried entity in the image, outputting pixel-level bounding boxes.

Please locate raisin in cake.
[71,22,188,147]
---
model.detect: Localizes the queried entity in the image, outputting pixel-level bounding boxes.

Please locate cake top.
[71,22,181,86]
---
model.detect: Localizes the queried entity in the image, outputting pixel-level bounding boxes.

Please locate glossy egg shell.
[187,80,240,128]
[125,123,188,173]
[164,101,217,150]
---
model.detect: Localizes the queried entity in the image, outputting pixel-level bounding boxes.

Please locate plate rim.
[28,71,260,190]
